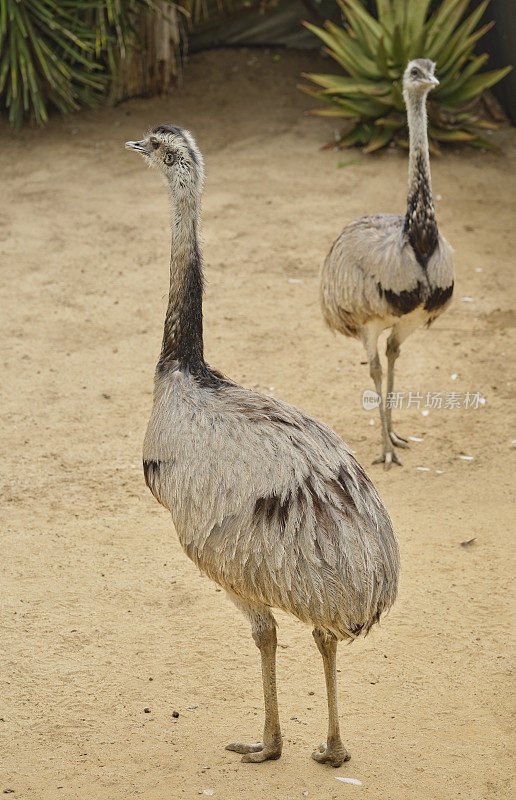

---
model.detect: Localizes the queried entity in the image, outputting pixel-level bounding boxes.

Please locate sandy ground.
[1,49,514,800]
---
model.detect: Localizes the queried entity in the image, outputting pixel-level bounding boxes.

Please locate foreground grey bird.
[125,125,399,766]
[321,59,454,469]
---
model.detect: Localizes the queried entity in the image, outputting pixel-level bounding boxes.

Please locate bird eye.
[164,151,175,166]
[411,68,419,78]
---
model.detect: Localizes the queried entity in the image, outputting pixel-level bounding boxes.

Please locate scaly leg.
[386,332,409,449]
[360,323,401,469]
[385,315,423,447]
[311,628,350,767]
[225,603,282,763]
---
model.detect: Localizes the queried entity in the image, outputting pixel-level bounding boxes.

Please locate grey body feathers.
[321,213,454,337]
[144,367,399,640]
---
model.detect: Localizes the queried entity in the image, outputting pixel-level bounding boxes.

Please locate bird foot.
[225,740,282,763]
[389,430,410,449]
[312,740,350,767]
[372,449,402,469]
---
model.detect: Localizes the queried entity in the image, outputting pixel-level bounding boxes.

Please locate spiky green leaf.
[337,0,383,38]
[363,125,392,152]
[304,72,390,95]
[447,66,513,104]
[338,122,374,147]
[429,125,475,141]
[302,0,512,152]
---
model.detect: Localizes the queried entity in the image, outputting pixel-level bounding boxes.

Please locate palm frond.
[0,0,211,128]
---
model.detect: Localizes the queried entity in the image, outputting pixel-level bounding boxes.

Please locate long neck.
[158,193,206,373]
[403,90,438,267]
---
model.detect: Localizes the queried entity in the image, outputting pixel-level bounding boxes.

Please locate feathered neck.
[158,192,206,374]
[403,90,438,267]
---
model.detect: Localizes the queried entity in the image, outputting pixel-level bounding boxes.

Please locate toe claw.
[311,744,327,762]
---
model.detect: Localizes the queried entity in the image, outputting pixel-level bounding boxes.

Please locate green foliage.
[301,0,512,152]
[0,0,181,129]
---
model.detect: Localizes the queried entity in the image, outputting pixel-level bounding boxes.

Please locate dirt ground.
[1,49,514,800]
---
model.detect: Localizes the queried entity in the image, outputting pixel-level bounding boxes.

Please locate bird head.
[403,59,439,96]
[125,124,204,200]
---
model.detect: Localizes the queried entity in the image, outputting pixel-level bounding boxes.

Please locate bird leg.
[311,628,350,767]
[226,607,282,763]
[366,346,402,469]
[386,332,409,449]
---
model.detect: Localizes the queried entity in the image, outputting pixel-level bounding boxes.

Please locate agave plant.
[301,0,512,152]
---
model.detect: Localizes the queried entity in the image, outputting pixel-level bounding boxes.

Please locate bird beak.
[125,140,149,154]
[425,75,439,88]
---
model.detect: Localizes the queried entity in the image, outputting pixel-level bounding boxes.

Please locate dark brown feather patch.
[424,282,454,312]
[403,152,439,268]
[377,281,423,315]
[143,460,165,504]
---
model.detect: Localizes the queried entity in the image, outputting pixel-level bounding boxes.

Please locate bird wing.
[145,369,376,519]
[143,371,399,636]
[425,231,454,289]
[321,215,453,332]
[326,214,423,294]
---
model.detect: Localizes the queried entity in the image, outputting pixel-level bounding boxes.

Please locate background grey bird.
[320,59,454,469]
[125,125,399,766]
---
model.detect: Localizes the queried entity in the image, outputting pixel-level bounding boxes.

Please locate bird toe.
[373,450,403,468]
[385,450,403,469]
[241,745,282,763]
[225,741,264,754]
[389,430,410,449]
[311,741,350,767]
